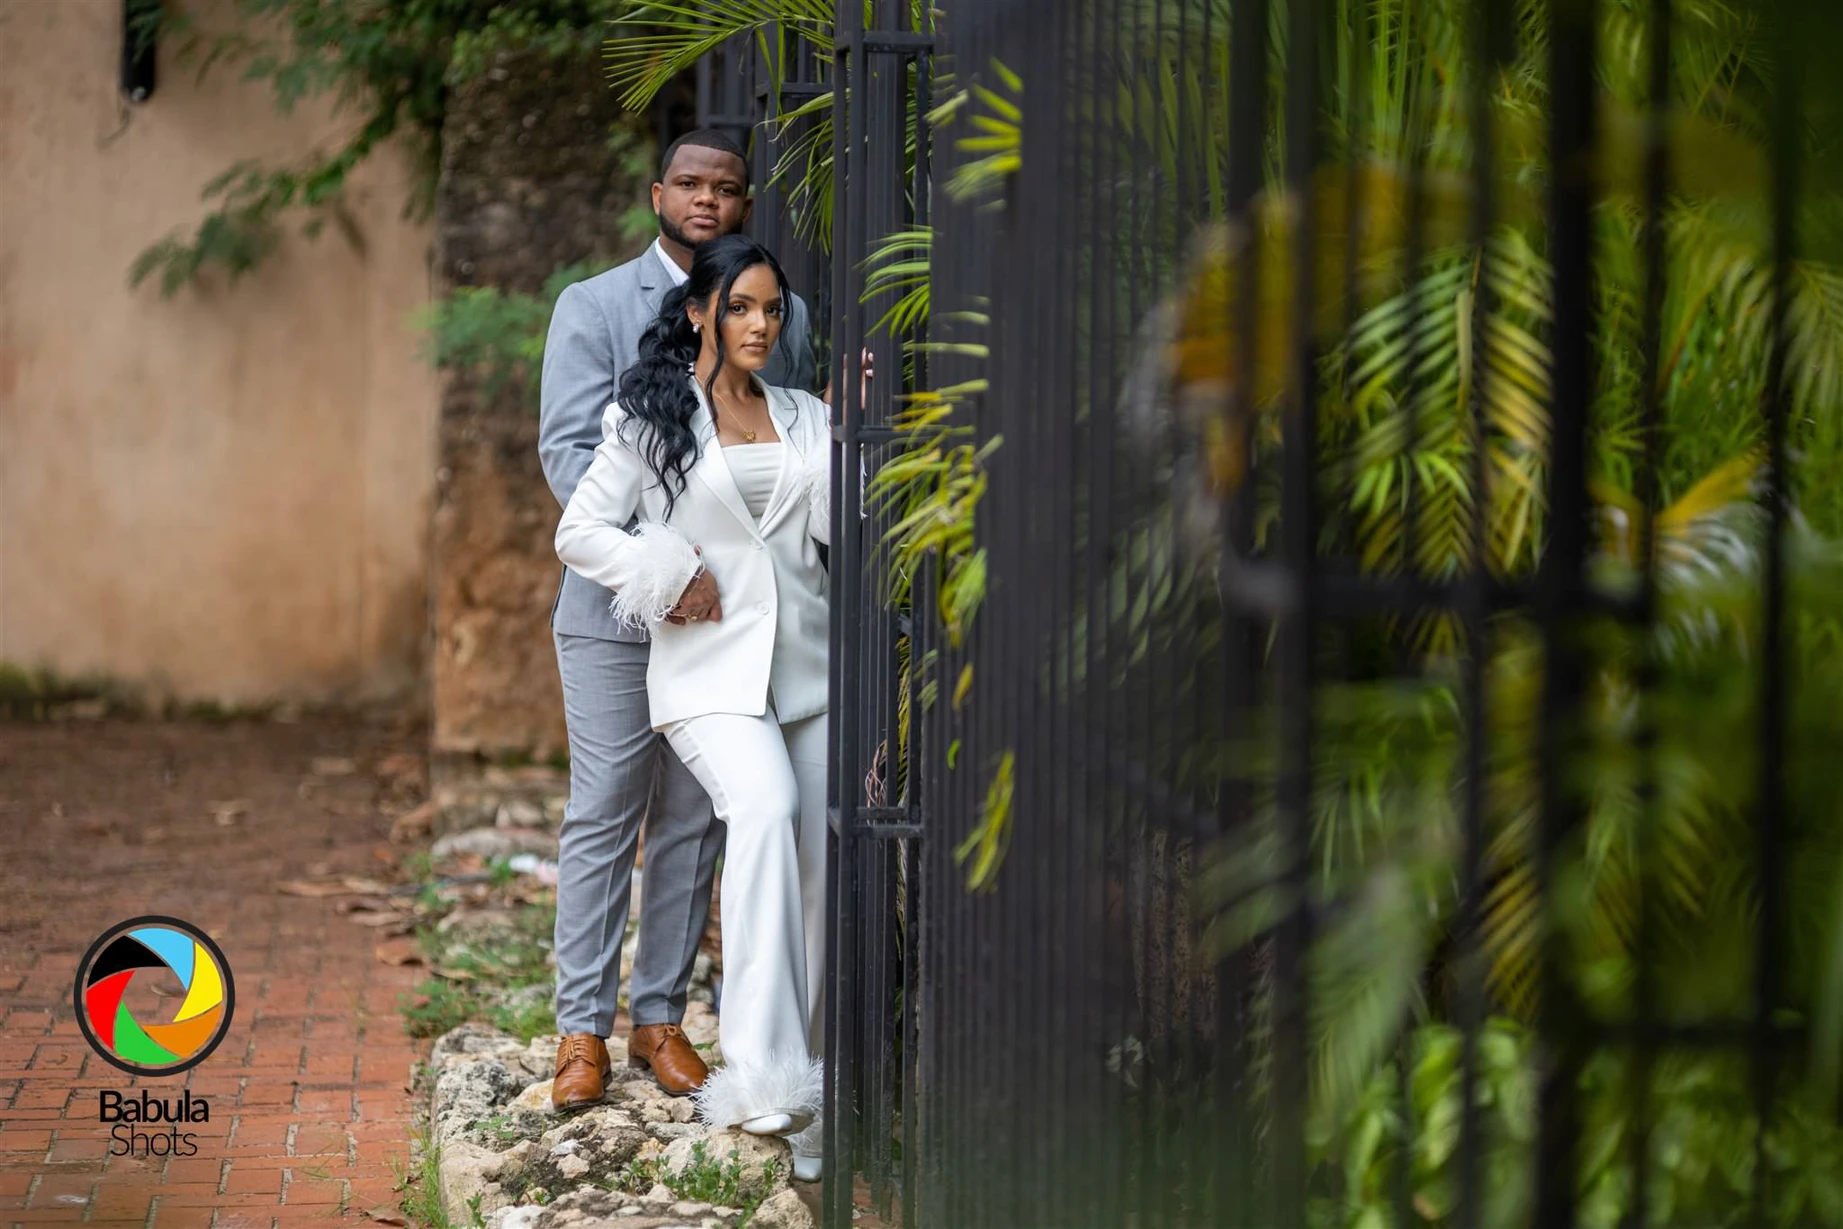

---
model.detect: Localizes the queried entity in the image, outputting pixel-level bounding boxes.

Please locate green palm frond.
[862,226,932,338]
[603,1,833,112]
[932,60,1022,205]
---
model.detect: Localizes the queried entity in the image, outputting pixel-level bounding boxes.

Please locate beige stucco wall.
[0,0,440,708]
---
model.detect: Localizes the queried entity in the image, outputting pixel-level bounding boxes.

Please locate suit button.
[752,540,765,551]
[756,602,770,615]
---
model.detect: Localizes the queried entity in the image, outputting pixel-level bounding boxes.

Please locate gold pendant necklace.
[714,387,760,443]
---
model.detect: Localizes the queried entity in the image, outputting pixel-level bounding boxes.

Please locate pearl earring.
[692,321,701,334]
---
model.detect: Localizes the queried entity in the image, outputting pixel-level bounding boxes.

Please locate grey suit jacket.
[539,244,818,641]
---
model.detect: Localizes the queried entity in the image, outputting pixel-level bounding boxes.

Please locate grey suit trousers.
[552,631,722,1034]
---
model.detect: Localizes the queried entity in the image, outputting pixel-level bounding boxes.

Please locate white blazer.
[554,372,832,730]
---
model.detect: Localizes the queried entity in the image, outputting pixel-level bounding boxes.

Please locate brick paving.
[0,719,433,1228]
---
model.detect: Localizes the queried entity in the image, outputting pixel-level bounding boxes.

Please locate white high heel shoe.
[740,1113,796,1136]
[788,1120,823,1182]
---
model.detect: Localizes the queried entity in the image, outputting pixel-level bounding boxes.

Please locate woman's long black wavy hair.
[616,233,794,516]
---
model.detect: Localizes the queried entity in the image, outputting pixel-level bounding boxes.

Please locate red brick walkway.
[0,719,433,1228]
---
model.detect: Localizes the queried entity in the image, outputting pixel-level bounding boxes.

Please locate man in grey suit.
[539,128,818,1109]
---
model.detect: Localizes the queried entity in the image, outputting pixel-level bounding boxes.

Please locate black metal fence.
[802,0,1837,1225]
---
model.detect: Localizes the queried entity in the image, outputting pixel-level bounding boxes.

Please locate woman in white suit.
[554,234,832,1179]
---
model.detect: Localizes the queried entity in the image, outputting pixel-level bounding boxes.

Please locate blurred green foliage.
[132,0,630,296]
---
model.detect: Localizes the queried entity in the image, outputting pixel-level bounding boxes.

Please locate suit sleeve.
[539,282,619,509]
[555,405,702,630]
[789,293,820,394]
[800,393,833,548]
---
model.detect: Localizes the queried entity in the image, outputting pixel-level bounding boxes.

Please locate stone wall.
[431,50,655,759]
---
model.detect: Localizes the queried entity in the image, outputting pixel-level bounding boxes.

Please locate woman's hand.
[665,549,722,624]
[820,347,874,410]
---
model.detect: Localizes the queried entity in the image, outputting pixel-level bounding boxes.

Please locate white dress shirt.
[653,238,689,287]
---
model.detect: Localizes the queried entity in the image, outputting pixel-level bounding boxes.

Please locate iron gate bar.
[1534,2,1596,1225]
[1628,0,1671,1221]
[1456,1,1510,1224]
[822,0,865,1221]
[1223,0,1269,1220]
[847,33,935,53]
[1271,0,1322,1221]
[1753,2,1802,1218]
[823,3,934,1223]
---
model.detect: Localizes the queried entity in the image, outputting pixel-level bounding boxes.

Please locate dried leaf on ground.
[362,1207,410,1226]
[276,880,353,898]
[388,801,435,844]
[311,756,358,776]
[435,852,487,876]
[340,875,392,894]
[334,896,397,914]
[375,753,423,780]
[374,936,425,966]
[347,911,413,929]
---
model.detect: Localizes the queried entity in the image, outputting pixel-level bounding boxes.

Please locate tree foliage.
[134,0,628,295]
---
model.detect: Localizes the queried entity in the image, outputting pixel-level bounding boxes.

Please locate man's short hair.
[658,128,751,190]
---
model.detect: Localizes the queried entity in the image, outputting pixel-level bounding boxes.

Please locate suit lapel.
[688,376,759,535]
[753,385,804,538]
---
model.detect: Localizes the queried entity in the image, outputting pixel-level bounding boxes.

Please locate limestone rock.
[509,1079,557,1115]
[433,1059,526,1146]
[748,1189,818,1229]
[438,1139,512,1225]
[497,1103,649,1204]
[433,824,557,861]
[486,1140,537,1179]
[660,1131,792,1205]
[529,1187,628,1227]
[432,1022,527,1070]
[487,1201,546,1229]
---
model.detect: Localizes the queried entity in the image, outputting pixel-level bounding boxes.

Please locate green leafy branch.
[134,0,629,296]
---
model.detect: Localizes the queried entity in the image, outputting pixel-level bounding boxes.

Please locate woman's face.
[693,262,784,373]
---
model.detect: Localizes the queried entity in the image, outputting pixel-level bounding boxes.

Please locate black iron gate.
[808,0,1837,1226]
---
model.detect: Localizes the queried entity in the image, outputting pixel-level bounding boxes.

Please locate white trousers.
[663,706,828,1143]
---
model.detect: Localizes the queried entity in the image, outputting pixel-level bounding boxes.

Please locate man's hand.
[820,347,875,410]
[665,550,722,624]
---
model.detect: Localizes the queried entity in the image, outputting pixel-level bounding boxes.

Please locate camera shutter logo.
[74,916,235,1077]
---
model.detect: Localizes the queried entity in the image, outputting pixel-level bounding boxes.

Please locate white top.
[725,442,785,520]
[652,239,688,287]
[554,378,833,729]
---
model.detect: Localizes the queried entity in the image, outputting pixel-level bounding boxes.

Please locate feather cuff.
[605,521,700,631]
[804,451,831,533]
[691,1052,824,1133]
[786,1118,824,1161]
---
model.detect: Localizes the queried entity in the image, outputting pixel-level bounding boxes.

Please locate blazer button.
[756,602,770,615]
[752,539,765,551]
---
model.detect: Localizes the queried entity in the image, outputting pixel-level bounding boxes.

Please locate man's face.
[651,144,752,249]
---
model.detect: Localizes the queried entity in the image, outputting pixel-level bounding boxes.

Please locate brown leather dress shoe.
[629,1023,709,1096]
[551,1033,611,1110]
